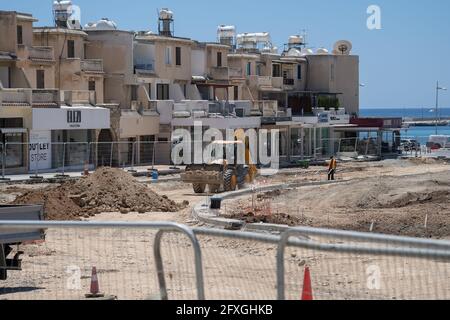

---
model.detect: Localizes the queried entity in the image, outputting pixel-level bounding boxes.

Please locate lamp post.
[435,81,447,135]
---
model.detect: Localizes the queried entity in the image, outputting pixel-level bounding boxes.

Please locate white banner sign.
[29,130,52,170]
[32,107,110,131]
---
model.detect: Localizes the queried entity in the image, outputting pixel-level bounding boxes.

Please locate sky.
[1,0,450,109]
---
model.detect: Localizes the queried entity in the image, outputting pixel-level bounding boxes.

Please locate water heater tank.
[159,8,173,20]
[288,35,304,45]
[316,48,329,55]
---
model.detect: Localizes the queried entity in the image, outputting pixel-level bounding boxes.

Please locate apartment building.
[1,2,363,171]
[83,19,160,166]
[224,31,360,161]
[133,10,261,164]
[0,11,59,173]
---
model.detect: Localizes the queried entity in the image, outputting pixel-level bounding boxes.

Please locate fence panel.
[159,231,278,300]
[2,222,450,300]
[277,228,450,300]
[0,222,203,300]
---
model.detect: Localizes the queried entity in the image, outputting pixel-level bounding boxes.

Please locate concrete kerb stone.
[0,168,183,185]
[192,179,348,233]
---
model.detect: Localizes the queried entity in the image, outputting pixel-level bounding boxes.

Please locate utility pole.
[435,81,447,135]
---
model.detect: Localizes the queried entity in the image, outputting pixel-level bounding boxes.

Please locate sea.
[360,107,450,144]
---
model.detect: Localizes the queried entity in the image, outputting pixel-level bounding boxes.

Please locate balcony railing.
[28,46,54,61]
[272,77,283,89]
[134,62,155,74]
[0,89,32,107]
[63,90,96,105]
[32,90,59,108]
[249,76,284,90]
[229,67,243,78]
[81,59,104,73]
[209,66,229,80]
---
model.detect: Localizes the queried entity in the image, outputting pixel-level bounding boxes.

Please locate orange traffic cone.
[301,266,313,300]
[85,267,104,298]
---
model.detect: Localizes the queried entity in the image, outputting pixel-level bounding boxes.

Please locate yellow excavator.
[180,130,258,193]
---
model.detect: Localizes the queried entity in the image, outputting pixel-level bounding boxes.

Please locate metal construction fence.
[1,221,450,300]
[0,136,436,178]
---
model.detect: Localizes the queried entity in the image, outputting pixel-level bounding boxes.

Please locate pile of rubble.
[13,168,185,220]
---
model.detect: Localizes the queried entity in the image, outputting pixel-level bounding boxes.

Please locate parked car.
[427,135,450,149]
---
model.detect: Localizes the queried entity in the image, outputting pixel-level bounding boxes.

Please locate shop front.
[31,106,110,171]
[0,117,28,174]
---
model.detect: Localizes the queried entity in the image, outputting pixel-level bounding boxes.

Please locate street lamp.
[435,81,447,135]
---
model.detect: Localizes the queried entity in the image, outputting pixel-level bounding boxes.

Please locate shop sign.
[29,130,52,170]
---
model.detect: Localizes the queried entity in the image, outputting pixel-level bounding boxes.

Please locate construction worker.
[328,156,337,181]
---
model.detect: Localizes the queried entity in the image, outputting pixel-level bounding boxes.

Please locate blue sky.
[1,0,450,108]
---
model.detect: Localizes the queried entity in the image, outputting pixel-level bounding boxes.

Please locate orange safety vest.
[329,159,337,170]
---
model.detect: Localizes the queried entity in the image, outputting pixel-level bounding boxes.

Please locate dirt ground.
[1,158,450,300]
[224,158,450,239]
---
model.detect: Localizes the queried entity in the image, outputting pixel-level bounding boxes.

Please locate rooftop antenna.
[301,28,308,47]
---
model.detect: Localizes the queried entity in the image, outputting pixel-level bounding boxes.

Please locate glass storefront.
[2,132,25,168]
[51,130,94,168]
[1,118,26,169]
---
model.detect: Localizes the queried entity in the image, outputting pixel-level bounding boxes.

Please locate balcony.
[229,67,243,79]
[29,46,54,61]
[81,59,104,73]
[272,77,283,89]
[209,66,229,81]
[63,90,96,106]
[251,100,292,122]
[32,89,59,108]
[0,89,32,107]
[150,100,174,124]
[134,62,155,75]
[249,76,285,91]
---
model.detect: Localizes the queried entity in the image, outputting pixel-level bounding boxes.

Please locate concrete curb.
[192,179,347,233]
[0,168,183,185]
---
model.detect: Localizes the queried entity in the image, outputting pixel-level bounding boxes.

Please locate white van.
[428,135,450,149]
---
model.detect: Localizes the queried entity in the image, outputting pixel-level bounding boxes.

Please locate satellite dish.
[333,40,352,55]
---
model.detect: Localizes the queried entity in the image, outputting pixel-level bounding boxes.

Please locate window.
[217,52,222,67]
[157,83,170,100]
[234,86,239,100]
[131,85,138,101]
[88,80,96,91]
[67,40,75,58]
[36,69,45,89]
[165,47,172,65]
[246,62,252,76]
[0,118,23,128]
[175,47,181,66]
[256,64,262,76]
[272,64,281,77]
[297,64,302,80]
[17,25,23,45]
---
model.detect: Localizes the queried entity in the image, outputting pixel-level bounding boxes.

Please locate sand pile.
[13,168,184,220]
